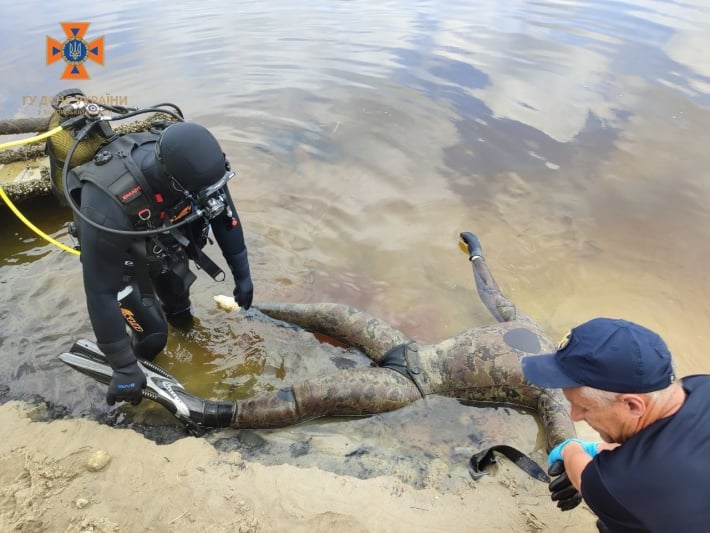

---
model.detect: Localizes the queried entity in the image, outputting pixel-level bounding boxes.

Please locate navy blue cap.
[521,318,676,393]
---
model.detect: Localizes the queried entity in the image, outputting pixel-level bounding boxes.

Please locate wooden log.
[0,117,50,135]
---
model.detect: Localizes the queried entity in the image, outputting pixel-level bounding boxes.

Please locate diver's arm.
[78,183,149,404]
[459,231,538,325]
[211,186,253,309]
[79,183,136,355]
[210,186,247,254]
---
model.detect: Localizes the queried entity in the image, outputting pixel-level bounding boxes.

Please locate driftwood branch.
[0,117,51,135]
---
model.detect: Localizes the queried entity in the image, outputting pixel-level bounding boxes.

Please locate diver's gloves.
[102,343,147,406]
[548,460,583,511]
[460,231,483,259]
[226,249,253,310]
[548,438,600,466]
[546,438,598,512]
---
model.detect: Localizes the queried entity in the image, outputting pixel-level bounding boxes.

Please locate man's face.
[562,387,636,443]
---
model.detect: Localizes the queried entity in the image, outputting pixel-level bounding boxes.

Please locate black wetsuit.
[70,133,251,365]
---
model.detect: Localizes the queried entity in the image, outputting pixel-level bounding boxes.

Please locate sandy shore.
[0,400,600,533]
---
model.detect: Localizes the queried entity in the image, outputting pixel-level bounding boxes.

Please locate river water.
[2,0,710,488]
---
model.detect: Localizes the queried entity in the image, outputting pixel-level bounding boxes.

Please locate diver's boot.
[168,386,235,428]
[203,400,237,427]
[131,332,167,362]
[163,305,195,330]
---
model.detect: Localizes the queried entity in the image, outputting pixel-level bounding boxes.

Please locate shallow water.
[2,0,710,488]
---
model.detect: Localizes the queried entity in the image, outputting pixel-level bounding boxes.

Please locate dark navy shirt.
[581,375,710,532]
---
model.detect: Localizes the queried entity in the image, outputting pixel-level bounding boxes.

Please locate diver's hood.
[152,122,227,194]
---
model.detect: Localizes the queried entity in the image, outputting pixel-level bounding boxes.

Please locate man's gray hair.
[578,387,618,405]
[578,384,674,405]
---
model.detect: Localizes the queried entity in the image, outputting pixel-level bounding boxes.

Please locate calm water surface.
[2,0,710,488]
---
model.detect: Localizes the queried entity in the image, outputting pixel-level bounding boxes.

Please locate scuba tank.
[42,89,233,246]
[45,88,116,204]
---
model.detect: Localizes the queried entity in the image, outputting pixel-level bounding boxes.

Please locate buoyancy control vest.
[69,131,194,230]
[69,131,226,283]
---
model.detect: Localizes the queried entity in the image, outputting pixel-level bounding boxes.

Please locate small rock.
[86,450,111,472]
[214,294,240,312]
[75,498,89,509]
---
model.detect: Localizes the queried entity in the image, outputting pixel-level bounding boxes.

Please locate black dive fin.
[60,339,115,387]
[59,339,233,435]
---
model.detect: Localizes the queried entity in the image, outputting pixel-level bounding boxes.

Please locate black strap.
[167,228,225,281]
[130,240,156,306]
[468,445,550,483]
[119,150,164,227]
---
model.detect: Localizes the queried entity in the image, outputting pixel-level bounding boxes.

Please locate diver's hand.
[226,250,253,310]
[107,361,146,406]
[548,438,599,465]
[233,276,253,310]
[548,460,583,511]
[459,231,483,259]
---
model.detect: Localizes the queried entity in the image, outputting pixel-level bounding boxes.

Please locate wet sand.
[0,400,600,532]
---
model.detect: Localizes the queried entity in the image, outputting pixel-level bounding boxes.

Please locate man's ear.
[620,394,646,418]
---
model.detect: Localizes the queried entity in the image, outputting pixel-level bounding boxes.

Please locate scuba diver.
[48,89,254,408]
[61,231,574,452]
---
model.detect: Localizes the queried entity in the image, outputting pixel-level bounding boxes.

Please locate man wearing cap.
[522,318,710,532]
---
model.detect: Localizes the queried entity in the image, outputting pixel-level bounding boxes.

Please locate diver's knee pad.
[118,281,166,335]
[132,331,168,362]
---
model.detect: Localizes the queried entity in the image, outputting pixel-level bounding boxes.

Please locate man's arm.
[562,441,620,490]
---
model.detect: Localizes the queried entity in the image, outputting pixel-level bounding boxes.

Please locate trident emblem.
[47,22,104,80]
[68,40,84,61]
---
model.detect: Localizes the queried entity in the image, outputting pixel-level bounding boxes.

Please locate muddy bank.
[0,399,601,532]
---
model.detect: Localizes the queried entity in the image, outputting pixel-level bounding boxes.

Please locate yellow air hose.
[0,125,64,150]
[0,125,81,256]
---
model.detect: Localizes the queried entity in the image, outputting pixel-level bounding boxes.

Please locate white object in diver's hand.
[213,294,240,312]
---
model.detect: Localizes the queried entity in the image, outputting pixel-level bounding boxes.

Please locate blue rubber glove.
[548,438,600,466]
